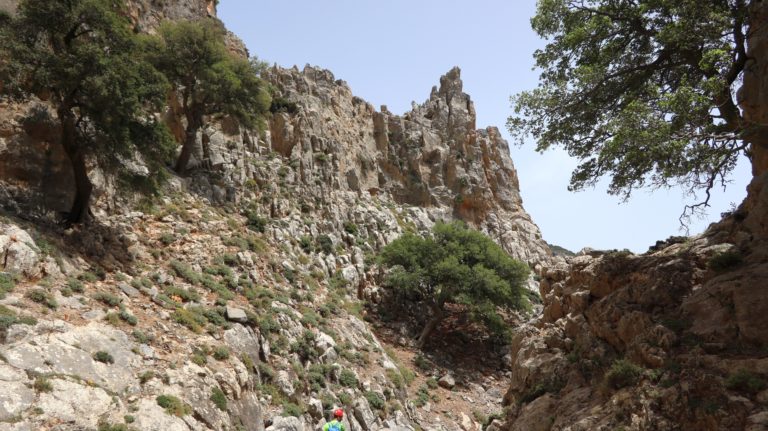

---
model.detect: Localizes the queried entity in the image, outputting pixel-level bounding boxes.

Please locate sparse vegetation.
[93,351,114,364]
[210,387,228,411]
[156,394,191,417]
[34,376,53,392]
[0,273,16,298]
[709,250,743,272]
[25,288,58,310]
[725,369,766,395]
[93,292,122,307]
[604,359,643,390]
[339,369,358,388]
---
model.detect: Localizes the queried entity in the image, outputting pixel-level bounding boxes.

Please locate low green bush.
[605,359,643,390]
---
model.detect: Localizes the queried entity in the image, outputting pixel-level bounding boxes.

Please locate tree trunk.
[175,109,202,175]
[59,108,92,225]
[416,305,444,349]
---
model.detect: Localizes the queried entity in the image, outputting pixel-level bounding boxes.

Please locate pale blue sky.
[219,0,751,253]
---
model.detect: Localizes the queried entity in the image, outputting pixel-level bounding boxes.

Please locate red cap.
[334,408,344,418]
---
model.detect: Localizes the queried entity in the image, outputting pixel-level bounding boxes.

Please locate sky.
[218,0,752,253]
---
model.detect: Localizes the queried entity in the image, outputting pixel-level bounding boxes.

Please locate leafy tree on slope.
[0,0,172,224]
[377,221,530,348]
[144,20,271,175]
[509,0,765,222]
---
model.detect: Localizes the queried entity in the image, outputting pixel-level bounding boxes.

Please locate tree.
[145,20,271,175]
[509,0,764,221]
[377,221,530,348]
[0,0,172,224]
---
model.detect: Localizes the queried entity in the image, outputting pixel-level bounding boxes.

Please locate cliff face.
[255,65,551,267]
[497,3,768,430]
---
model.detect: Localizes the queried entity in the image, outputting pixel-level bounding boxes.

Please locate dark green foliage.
[282,401,305,418]
[172,307,208,333]
[316,235,334,254]
[725,370,767,395]
[290,330,318,361]
[93,351,114,364]
[156,395,191,417]
[34,376,53,392]
[119,308,138,326]
[299,236,313,253]
[210,387,228,411]
[339,369,358,388]
[169,260,201,284]
[605,359,643,390]
[1,0,173,223]
[93,292,122,307]
[67,278,84,293]
[510,1,755,218]
[378,221,530,346]
[212,346,230,361]
[139,371,154,384]
[343,221,359,235]
[164,285,201,303]
[364,391,385,410]
[79,272,99,283]
[245,210,268,233]
[159,233,176,245]
[0,305,36,331]
[145,19,270,173]
[258,363,276,382]
[0,273,15,298]
[269,97,299,114]
[97,422,133,431]
[709,250,743,272]
[26,288,58,310]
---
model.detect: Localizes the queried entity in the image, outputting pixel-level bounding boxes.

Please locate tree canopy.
[144,19,271,174]
[1,0,172,224]
[377,221,530,348]
[509,0,761,220]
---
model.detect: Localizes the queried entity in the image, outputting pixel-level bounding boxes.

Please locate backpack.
[327,420,342,431]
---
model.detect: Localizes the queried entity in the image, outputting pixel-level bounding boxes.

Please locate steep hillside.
[0,2,554,431]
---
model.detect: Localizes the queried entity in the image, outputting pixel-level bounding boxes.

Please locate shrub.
[93,292,121,307]
[0,273,15,298]
[709,250,743,272]
[164,285,201,303]
[26,288,58,310]
[316,235,334,254]
[34,376,53,392]
[245,210,268,233]
[156,395,191,416]
[299,236,313,253]
[725,369,767,394]
[159,232,176,245]
[172,307,208,333]
[93,351,114,364]
[119,308,138,326]
[79,271,99,282]
[364,391,385,410]
[339,369,358,388]
[282,401,305,418]
[604,359,643,390]
[170,260,201,284]
[212,346,230,361]
[210,387,228,411]
[97,422,132,431]
[343,222,359,235]
[139,371,154,384]
[426,377,439,389]
[290,330,318,361]
[258,363,276,382]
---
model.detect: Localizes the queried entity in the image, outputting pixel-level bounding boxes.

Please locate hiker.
[323,408,345,431]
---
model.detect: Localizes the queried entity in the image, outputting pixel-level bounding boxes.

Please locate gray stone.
[438,374,456,389]
[307,397,323,419]
[266,416,304,431]
[223,324,261,366]
[226,306,249,323]
[0,380,34,421]
[276,370,295,396]
[119,282,140,298]
[353,396,377,431]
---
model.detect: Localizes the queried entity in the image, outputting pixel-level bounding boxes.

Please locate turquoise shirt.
[322,419,345,431]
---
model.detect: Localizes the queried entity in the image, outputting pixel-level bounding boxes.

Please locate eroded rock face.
[501,227,768,431]
[253,65,552,267]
